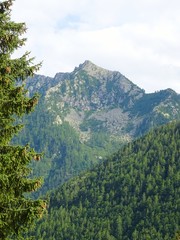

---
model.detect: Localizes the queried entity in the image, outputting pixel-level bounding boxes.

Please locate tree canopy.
[30,121,180,239]
[0,1,46,238]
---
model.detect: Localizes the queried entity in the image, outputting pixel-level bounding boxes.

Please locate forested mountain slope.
[15,61,180,196]
[30,121,180,240]
[15,99,121,197]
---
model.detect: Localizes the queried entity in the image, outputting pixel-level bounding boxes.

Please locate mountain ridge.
[17,60,180,196]
[26,60,180,140]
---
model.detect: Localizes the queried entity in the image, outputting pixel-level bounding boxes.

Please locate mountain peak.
[81,60,95,67]
[79,60,102,69]
[75,60,110,76]
[164,88,177,95]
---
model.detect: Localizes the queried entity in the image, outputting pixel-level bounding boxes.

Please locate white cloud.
[11,0,180,93]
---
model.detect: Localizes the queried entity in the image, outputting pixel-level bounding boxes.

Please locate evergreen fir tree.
[0,0,46,238]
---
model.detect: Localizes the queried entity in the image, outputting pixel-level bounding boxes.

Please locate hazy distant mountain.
[16,60,180,195]
[29,121,180,239]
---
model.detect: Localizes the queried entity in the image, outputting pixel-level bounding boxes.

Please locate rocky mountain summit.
[27,60,180,141]
[19,60,180,196]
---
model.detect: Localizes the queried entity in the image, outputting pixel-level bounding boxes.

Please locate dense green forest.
[13,60,180,199]
[28,121,180,239]
[1,1,180,239]
[14,98,122,197]
[0,1,46,238]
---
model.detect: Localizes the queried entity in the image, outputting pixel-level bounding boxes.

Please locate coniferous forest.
[0,1,180,240]
[0,1,46,239]
[29,121,180,240]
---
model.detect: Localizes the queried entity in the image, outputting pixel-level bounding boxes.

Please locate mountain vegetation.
[0,1,46,239]
[27,60,180,140]
[14,98,122,198]
[1,1,180,239]
[14,60,180,196]
[29,121,180,239]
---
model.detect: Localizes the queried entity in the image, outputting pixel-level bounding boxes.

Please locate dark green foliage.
[0,1,46,238]
[14,98,122,198]
[30,121,180,239]
[14,61,179,201]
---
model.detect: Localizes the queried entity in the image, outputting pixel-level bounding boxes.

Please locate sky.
[11,0,180,93]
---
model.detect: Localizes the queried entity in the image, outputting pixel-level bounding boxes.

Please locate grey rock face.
[26,60,180,140]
